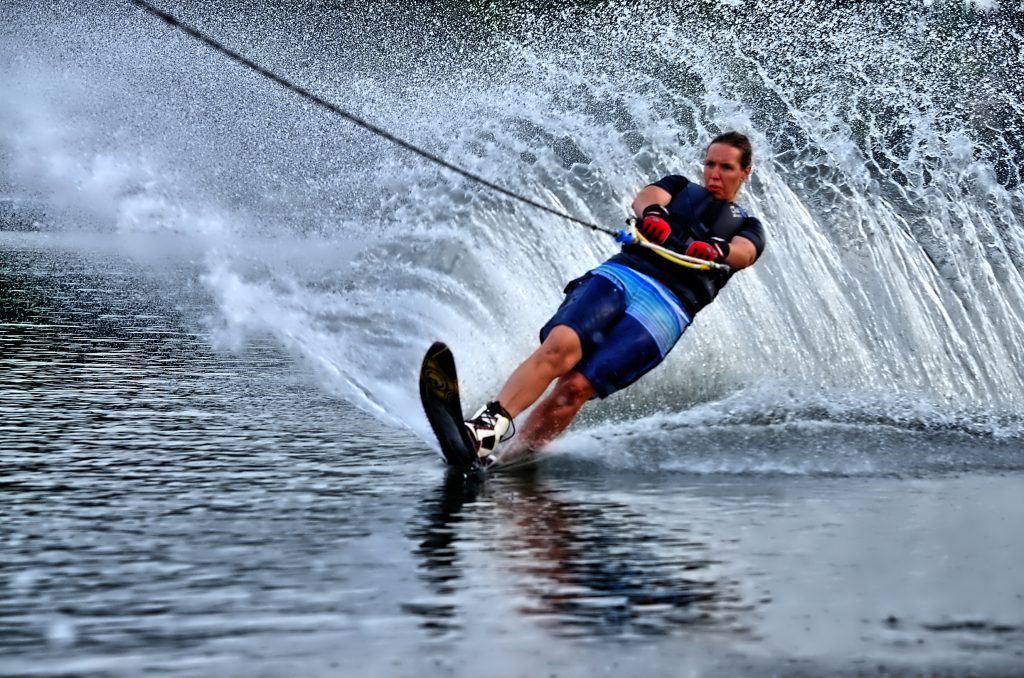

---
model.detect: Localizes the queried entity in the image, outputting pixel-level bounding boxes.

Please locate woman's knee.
[533,325,583,373]
[553,371,595,406]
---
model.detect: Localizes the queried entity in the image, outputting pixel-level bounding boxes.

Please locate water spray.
[126,0,728,273]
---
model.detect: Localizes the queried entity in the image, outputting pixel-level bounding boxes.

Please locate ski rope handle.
[615,218,732,272]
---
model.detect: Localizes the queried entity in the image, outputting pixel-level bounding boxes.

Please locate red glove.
[637,204,671,244]
[685,237,731,262]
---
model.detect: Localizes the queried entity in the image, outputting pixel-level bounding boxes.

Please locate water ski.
[419,342,484,471]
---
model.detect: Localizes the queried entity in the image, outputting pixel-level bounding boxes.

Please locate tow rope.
[127,0,730,273]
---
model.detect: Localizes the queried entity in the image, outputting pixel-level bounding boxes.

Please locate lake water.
[3,232,1023,676]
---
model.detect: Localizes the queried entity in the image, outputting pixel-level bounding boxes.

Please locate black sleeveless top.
[607,175,766,315]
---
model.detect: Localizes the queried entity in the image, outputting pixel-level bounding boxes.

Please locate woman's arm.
[631,186,672,217]
[723,235,758,269]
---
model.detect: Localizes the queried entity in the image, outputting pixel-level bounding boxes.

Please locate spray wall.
[2,0,1022,454]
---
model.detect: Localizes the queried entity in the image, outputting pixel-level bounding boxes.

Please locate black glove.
[638,204,671,244]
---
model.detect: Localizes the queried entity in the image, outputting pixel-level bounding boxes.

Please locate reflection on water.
[403,472,482,634]
[409,470,747,639]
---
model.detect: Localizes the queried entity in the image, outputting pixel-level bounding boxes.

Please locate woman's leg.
[511,371,596,451]
[495,325,582,418]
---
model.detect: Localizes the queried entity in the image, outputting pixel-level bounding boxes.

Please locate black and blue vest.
[607,174,766,315]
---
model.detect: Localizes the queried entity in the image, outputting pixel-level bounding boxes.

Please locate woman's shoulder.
[650,174,692,195]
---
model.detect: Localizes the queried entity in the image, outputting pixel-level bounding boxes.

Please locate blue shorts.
[539,265,692,398]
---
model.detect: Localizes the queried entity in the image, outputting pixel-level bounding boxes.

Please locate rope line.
[127,0,611,235]
[127,0,729,273]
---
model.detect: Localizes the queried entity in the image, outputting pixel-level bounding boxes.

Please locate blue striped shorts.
[592,263,690,356]
[539,263,692,398]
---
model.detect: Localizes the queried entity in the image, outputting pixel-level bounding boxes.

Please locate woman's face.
[703,143,752,201]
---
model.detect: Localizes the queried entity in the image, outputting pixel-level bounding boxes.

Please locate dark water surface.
[3,233,1024,676]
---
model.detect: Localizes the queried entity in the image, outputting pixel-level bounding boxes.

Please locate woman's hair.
[708,131,753,169]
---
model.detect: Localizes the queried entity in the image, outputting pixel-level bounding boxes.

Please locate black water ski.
[419,342,481,470]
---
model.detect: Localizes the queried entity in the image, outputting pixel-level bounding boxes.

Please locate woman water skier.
[464,131,767,462]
